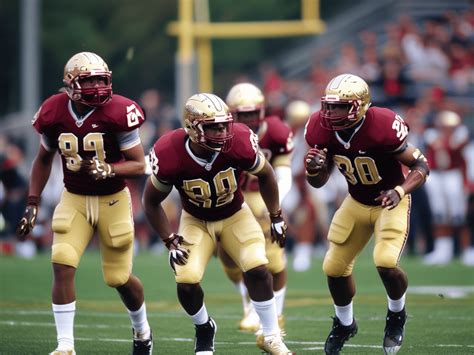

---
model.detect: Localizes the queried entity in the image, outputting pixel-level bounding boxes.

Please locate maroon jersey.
[242,115,293,192]
[305,107,408,205]
[151,123,262,221]
[425,126,469,171]
[33,93,145,195]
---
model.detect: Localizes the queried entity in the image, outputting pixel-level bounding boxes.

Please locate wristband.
[394,185,405,199]
[269,209,282,218]
[27,196,40,206]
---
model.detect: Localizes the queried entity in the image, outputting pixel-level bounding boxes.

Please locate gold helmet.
[435,110,461,128]
[286,100,311,128]
[225,83,265,132]
[321,73,370,130]
[63,52,112,106]
[183,93,234,152]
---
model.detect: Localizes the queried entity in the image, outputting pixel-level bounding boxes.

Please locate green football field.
[1,248,473,354]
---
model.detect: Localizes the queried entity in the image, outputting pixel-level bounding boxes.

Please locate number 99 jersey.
[304,106,409,206]
[150,123,265,221]
[32,92,145,195]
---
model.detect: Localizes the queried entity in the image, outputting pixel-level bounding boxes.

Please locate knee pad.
[373,242,400,268]
[175,266,204,284]
[103,264,130,288]
[51,242,80,268]
[322,256,352,278]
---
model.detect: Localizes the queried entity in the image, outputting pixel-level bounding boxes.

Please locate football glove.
[164,233,191,273]
[80,158,115,180]
[16,196,40,239]
[270,209,288,248]
[305,146,328,175]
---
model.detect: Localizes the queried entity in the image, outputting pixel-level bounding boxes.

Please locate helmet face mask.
[63,52,113,107]
[320,74,371,130]
[183,93,234,153]
[226,83,265,132]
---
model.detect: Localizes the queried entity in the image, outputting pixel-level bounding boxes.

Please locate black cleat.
[324,316,358,355]
[132,328,153,355]
[195,317,217,354]
[383,308,406,354]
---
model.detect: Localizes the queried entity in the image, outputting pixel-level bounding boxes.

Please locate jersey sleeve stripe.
[248,150,266,174]
[117,129,141,151]
[151,175,173,192]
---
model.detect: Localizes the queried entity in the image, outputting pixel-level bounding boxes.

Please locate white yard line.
[1,320,473,351]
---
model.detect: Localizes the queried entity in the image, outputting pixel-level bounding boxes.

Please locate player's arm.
[375,143,430,209]
[394,143,430,196]
[142,176,173,240]
[305,146,334,188]
[29,144,56,198]
[114,143,146,177]
[252,159,288,247]
[142,176,190,272]
[253,159,281,216]
[16,144,55,237]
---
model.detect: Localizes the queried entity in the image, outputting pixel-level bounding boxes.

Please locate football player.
[222,83,293,345]
[142,93,294,355]
[304,74,430,355]
[423,110,469,265]
[16,52,153,355]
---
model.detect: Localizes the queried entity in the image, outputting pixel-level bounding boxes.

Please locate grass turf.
[0,249,473,354]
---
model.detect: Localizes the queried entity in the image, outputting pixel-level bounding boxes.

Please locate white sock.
[387,293,406,313]
[274,286,286,316]
[187,303,209,325]
[334,302,353,326]
[235,281,251,312]
[128,303,151,339]
[52,301,75,350]
[251,298,279,336]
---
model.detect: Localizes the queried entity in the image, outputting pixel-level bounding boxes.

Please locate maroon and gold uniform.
[33,92,145,195]
[34,92,145,285]
[305,107,411,276]
[305,107,407,205]
[150,123,268,283]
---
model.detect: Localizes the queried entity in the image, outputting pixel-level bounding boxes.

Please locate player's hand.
[80,158,115,180]
[305,146,328,175]
[270,209,288,248]
[16,196,39,239]
[164,233,191,273]
[374,189,402,210]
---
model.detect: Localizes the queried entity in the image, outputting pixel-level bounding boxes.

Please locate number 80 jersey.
[304,106,409,206]
[33,93,145,195]
[150,123,265,221]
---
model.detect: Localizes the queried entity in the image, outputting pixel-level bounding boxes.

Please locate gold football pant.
[51,188,134,287]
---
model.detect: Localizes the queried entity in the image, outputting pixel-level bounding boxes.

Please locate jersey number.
[58,132,105,171]
[333,155,382,185]
[182,168,238,208]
